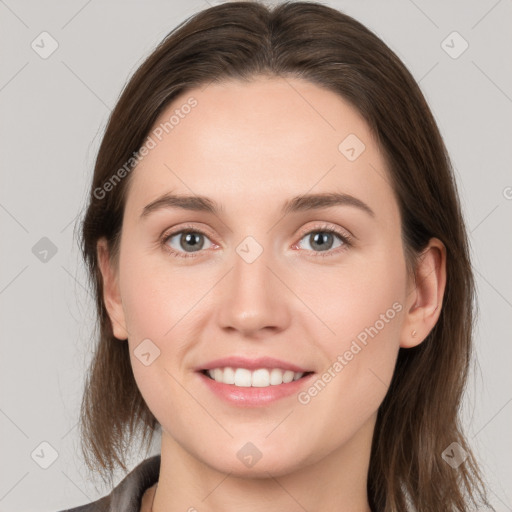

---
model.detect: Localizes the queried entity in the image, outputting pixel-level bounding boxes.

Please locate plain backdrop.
[0,0,511,510]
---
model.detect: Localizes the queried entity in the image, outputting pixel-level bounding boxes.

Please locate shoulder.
[57,455,161,512]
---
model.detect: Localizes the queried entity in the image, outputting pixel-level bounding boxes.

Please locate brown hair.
[78,2,492,510]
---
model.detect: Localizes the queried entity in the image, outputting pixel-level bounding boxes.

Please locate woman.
[60,1,493,510]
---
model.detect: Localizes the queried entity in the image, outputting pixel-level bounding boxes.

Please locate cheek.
[302,248,406,400]
[117,251,196,423]
[118,248,203,340]
[290,289,403,457]
[297,246,406,345]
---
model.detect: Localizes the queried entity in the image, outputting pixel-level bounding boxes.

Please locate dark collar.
[59,455,161,512]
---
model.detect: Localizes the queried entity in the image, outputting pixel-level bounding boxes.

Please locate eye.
[162,227,215,258]
[295,224,352,258]
[160,223,352,259]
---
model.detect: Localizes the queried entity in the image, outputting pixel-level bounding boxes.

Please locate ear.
[97,237,129,340]
[400,237,447,348]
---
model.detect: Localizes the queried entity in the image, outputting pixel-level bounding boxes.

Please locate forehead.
[125,77,396,222]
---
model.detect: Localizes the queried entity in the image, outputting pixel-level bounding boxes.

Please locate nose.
[215,241,292,338]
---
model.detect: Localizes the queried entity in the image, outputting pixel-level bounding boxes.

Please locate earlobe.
[97,237,129,340]
[400,238,447,348]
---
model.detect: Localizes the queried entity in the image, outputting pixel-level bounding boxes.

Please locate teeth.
[252,368,269,387]
[223,367,235,384]
[234,368,252,387]
[206,367,305,387]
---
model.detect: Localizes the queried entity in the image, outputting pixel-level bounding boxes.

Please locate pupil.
[311,232,332,251]
[182,233,203,252]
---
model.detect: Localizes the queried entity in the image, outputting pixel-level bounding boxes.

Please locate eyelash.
[160,223,353,260]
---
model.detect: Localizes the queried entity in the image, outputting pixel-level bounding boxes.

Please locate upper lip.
[196,356,312,373]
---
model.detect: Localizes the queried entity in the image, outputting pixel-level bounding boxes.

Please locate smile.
[202,367,312,387]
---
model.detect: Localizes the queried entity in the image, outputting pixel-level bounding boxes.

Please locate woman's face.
[103,77,415,476]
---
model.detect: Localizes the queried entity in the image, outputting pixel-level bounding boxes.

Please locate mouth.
[195,356,316,405]
[200,367,315,388]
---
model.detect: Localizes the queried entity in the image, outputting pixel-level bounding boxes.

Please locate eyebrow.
[140,191,375,219]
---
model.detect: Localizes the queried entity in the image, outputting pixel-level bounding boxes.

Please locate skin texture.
[97,77,446,512]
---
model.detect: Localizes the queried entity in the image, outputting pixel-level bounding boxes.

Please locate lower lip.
[197,371,315,407]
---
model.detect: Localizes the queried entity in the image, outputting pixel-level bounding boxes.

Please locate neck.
[151,415,375,512]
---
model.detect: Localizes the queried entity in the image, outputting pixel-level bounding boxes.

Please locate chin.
[197,444,311,479]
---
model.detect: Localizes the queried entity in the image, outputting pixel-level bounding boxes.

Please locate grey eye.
[166,231,212,253]
[298,231,344,252]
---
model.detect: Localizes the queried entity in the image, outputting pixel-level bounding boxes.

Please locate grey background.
[0,0,511,510]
